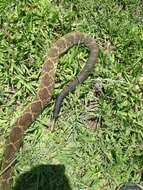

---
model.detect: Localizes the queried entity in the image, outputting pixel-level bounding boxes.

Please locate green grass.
[0,0,143,189]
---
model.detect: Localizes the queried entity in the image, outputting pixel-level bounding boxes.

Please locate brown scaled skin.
[0,32,99,190]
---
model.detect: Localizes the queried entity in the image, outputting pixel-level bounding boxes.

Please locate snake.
[0,32,99,190]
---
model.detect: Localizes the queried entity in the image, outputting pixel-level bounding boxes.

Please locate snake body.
[0,32,99,190]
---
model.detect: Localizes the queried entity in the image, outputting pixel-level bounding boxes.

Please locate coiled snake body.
[0,32,99,190]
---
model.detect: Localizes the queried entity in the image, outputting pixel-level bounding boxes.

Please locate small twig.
[0,158,16,176]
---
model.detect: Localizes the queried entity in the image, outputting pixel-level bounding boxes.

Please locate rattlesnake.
[0,32,99,190]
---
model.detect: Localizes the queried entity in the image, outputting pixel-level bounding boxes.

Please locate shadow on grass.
[13,164,72,190]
